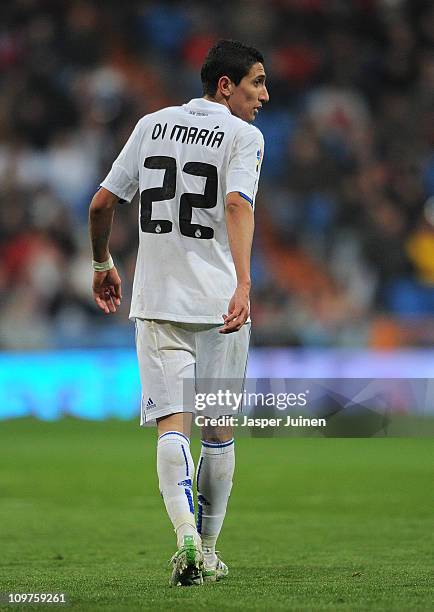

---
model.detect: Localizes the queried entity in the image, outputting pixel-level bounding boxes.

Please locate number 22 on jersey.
[140,156,217,240]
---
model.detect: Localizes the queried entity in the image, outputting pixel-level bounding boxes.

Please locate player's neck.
[203,95,232,115]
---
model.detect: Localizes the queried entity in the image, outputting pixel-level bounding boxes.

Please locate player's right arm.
[89,188,122,314]
[89,118,142,314]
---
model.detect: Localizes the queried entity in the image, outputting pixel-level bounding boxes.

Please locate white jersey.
[101,98,264,323]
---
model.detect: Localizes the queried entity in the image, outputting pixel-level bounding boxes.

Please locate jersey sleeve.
[225,125,265,207]
[100,119,143,202]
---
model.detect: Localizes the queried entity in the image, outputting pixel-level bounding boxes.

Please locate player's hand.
[219,284,250,334]
[92,267,122,314]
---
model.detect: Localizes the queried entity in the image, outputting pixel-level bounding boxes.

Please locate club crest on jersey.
[256,148,263,172]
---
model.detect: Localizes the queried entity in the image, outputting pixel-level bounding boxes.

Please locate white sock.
[157,431,200,548]
[196,438,235,561]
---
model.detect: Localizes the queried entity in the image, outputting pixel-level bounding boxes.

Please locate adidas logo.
[198,494,210,506]
[146,397,156,410]
[178,478,193,488]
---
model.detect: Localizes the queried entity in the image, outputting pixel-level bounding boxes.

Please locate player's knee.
[156,413,192,438]
[201,424,233,443]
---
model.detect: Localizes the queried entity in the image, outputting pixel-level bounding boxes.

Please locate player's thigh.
[135,319,196,425]
[195,322,251,416]
[196,322,250,379]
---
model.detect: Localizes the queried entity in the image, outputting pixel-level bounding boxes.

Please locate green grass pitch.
[0,418,432,611]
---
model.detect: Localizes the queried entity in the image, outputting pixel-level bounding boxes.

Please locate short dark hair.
[201,39,264,96]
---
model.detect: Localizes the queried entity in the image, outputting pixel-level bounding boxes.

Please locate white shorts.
[135,319,251,424]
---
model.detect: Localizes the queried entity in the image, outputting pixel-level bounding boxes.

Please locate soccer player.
[89,40,268,586]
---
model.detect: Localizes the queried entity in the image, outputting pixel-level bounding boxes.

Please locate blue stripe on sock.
[181,444,189,477]
[158,431,190,444]
[197,502,203,533]
[185,488,194,514]
[201,438,234,449]
[196,456,204,533]
[196,456,203,489]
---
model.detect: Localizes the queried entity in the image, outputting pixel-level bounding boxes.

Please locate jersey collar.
[183,98,232,116]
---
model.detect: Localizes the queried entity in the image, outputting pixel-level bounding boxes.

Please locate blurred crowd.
[1,0,434,349]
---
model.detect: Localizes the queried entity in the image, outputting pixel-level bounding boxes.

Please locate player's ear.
[218,75,233,98]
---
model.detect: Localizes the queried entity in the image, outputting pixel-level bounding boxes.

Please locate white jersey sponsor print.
[101,98,264,323]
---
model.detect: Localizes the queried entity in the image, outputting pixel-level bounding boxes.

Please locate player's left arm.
[89,187,122,314]
[220,192,254,334]
[220,124,264,334]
